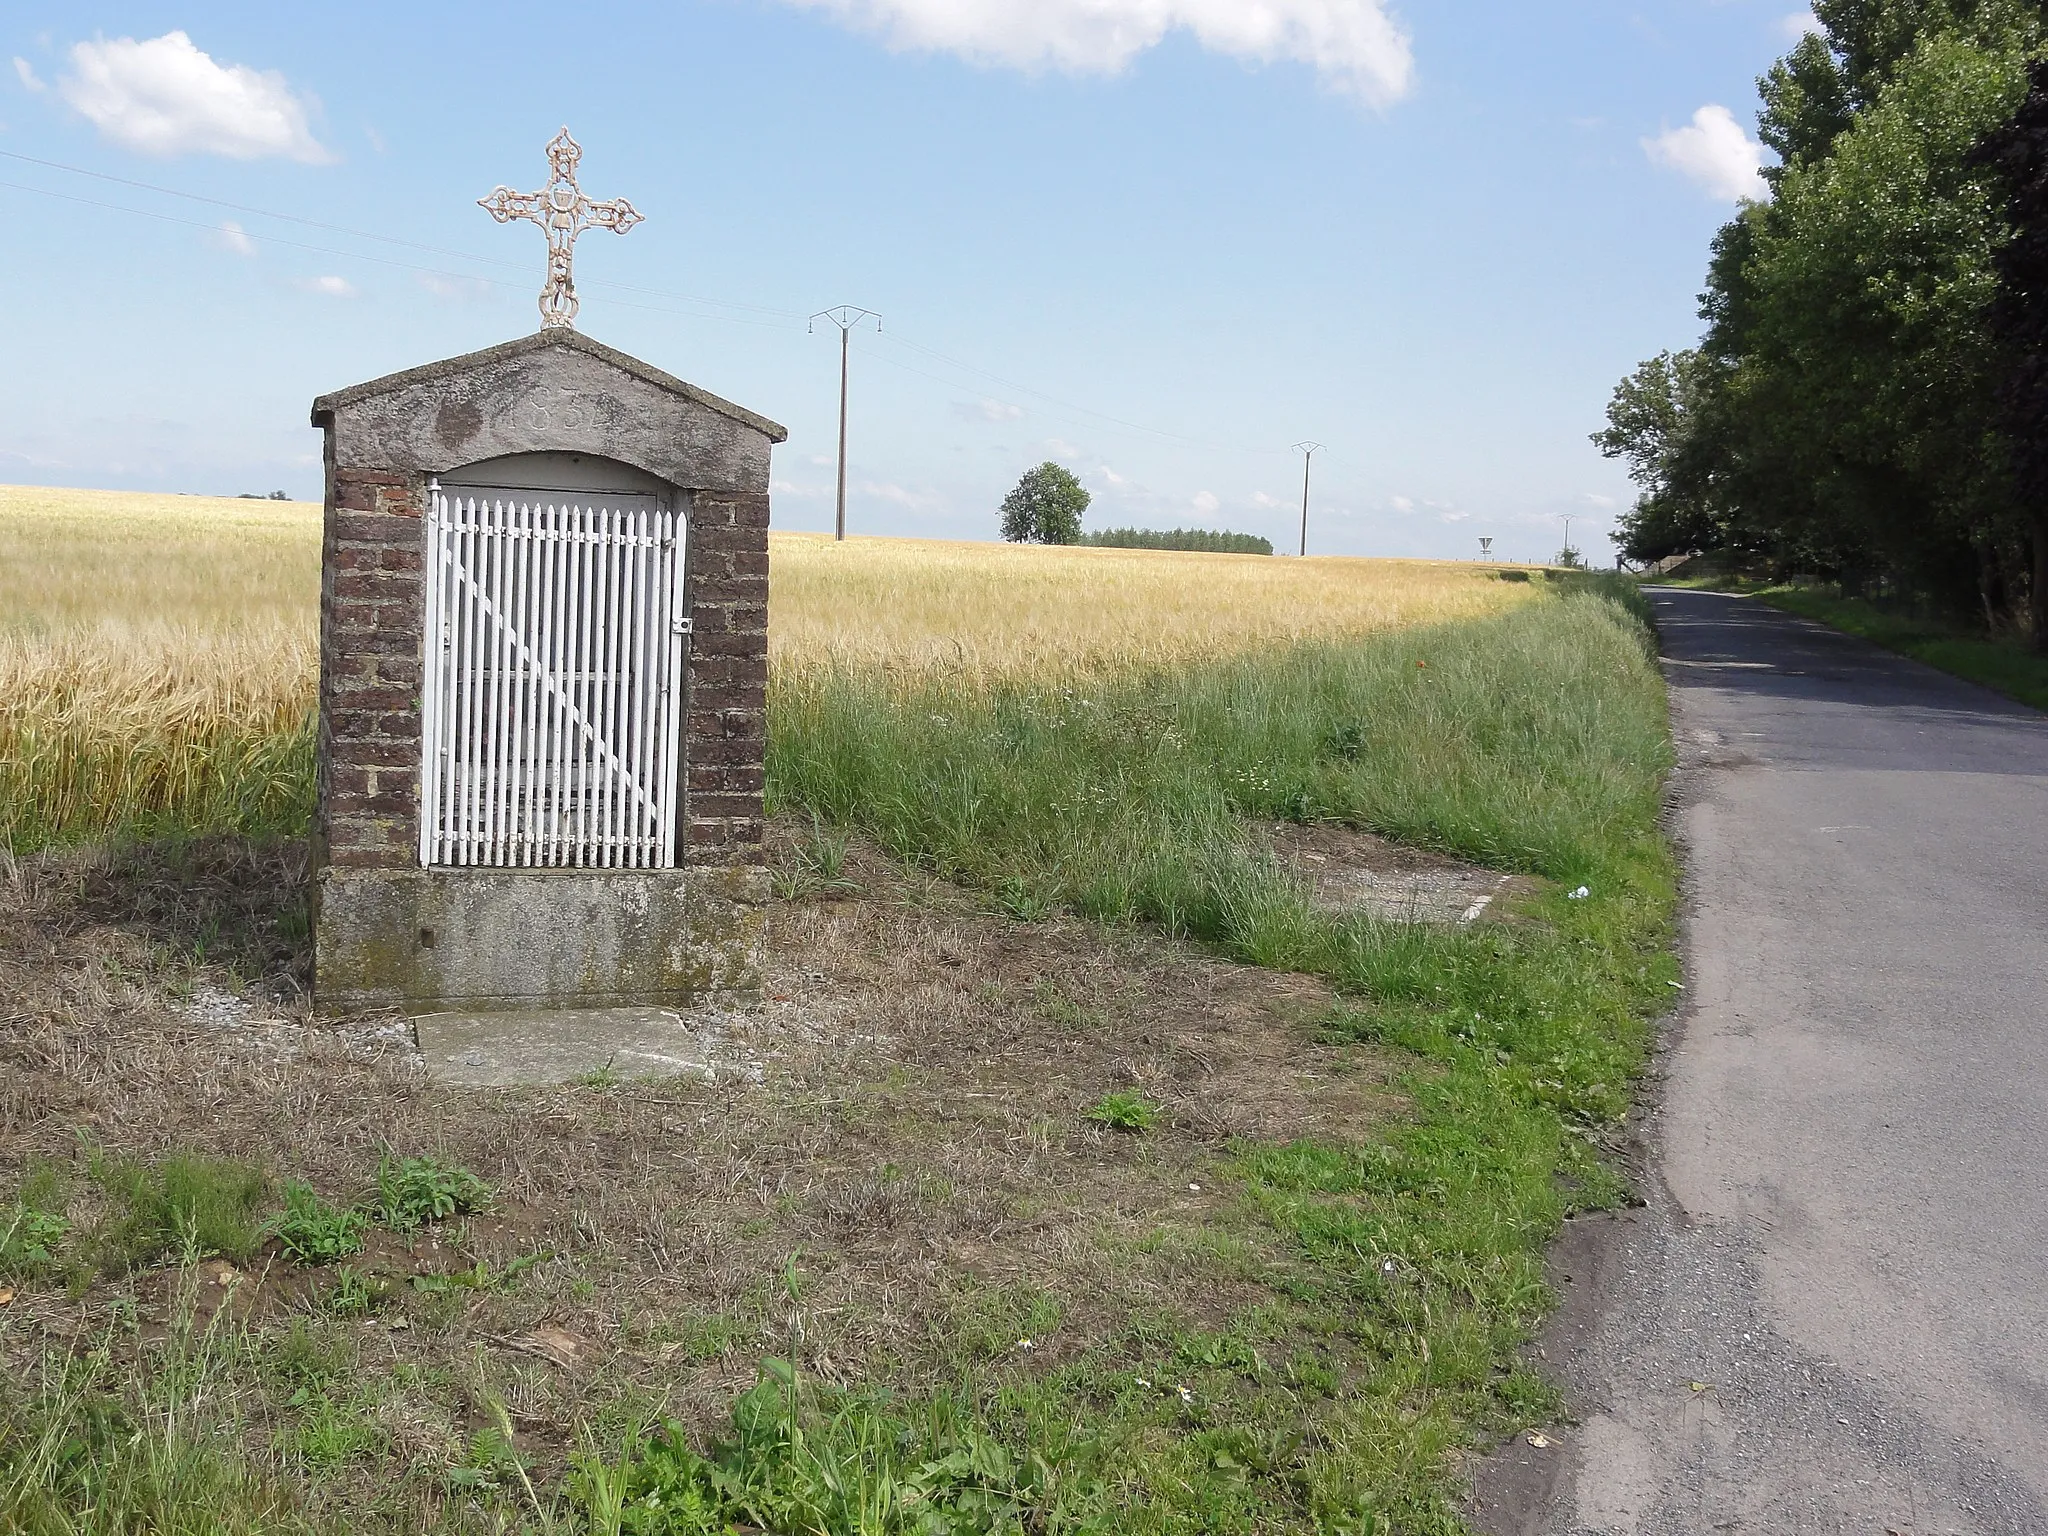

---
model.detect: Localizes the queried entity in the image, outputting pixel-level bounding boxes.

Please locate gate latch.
[672,616,694,636]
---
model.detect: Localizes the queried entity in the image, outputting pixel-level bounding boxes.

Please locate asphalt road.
[1476,588,2048,1536]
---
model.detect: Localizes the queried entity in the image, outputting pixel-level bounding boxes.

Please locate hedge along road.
[1486,588,2048,1535]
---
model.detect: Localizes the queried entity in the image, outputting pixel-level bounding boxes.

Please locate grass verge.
[1,577,1676,1532]
[1652,575,2048,712]
[1754,587,2048,712]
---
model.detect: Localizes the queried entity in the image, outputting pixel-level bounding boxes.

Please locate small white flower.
[1568,886,1591,900]
[1134,1377,1152,1388]
[1177,1386,1194,1404]
[1188,1183,1202,1192]
[1016,1338,1033,1350]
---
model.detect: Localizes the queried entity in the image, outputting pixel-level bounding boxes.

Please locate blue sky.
[1,2,1811,562]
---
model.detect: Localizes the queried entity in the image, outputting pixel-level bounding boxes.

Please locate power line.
[0,177,798,334]
[810,307,882,541]
[1292,442,1324,557]
[0,148,805,321]
[1,150,1321,478]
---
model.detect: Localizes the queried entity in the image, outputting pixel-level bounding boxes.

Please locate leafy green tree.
[999,462,1091,545]
[1607,3,2042,621]
[1594,350,1729,563]
[1975,55,2048,648]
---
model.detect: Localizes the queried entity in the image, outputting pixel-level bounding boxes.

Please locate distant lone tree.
[1000,462,1090,545]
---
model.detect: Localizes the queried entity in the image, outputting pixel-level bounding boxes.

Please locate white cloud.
[1192,490,1220,514]
[297,274,355,298]
[952,396,1026,424]
[13,57,45,92]
[856,479,944,511]
[59,31,330,161]
[1779,9,1823,42]
[216,219,255,256]
[1389,494,1414,513]
[1643,104,1766,203]
[780,0,1414,105]
[1044,438,1083,459]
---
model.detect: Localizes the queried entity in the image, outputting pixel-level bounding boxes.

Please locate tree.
[1974,54,2048,649]
[1594,350,1729,563]
[999,463,1090,545]
[1604,5,2042,621]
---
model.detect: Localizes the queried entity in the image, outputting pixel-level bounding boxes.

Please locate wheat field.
[769,532,1534,672]
[0,483,1538,845]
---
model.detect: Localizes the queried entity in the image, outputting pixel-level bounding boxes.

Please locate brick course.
[313,337,776,876]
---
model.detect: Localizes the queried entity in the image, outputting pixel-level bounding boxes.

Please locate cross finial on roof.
[479,128,643,330]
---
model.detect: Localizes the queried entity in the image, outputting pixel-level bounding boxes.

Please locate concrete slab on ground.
[414,1006,756,1087]
[1271,822,1517,924]
[1306,863,1510,924]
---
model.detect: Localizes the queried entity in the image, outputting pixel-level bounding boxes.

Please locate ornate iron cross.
[480,128,643,330]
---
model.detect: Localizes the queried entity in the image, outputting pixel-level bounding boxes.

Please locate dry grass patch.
[0,828,1404,1522]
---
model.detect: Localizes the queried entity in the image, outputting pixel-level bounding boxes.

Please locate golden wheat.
[768,533,1533,674]
[0,486,321,842]
[0,484,1537,842]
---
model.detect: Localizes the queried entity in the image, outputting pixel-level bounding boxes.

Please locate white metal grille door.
[419,482,687,869]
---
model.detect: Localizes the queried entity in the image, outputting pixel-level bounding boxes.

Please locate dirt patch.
[0,829,1406,1492]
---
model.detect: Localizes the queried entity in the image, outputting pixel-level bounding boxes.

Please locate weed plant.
[1085,1091,1162,1132]
[265,1182,367,1265]
[369,1155,491,1231]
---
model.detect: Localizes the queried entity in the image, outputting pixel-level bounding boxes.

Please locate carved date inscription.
[522,386,601,434]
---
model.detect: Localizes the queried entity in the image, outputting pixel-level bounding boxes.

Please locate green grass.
[368,1154,492,1231]
[1754,586,2048,712]
[769,582,1669,931]
[0,578,1678,1531]
[80,1149,267,1276]
[1085,1090,1163,1132]
[664,578,1672,1531]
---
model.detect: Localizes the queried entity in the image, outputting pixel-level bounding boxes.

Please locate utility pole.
[809,307,881,541]
[1292,442,1323,557]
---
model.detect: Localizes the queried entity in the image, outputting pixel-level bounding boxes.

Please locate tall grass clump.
[770,581,1669,944]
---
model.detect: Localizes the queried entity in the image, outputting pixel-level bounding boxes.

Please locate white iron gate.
[419,481,687,868]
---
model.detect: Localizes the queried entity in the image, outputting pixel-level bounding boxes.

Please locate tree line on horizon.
[1599,0,2048,649]
[999,461,1273,553]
